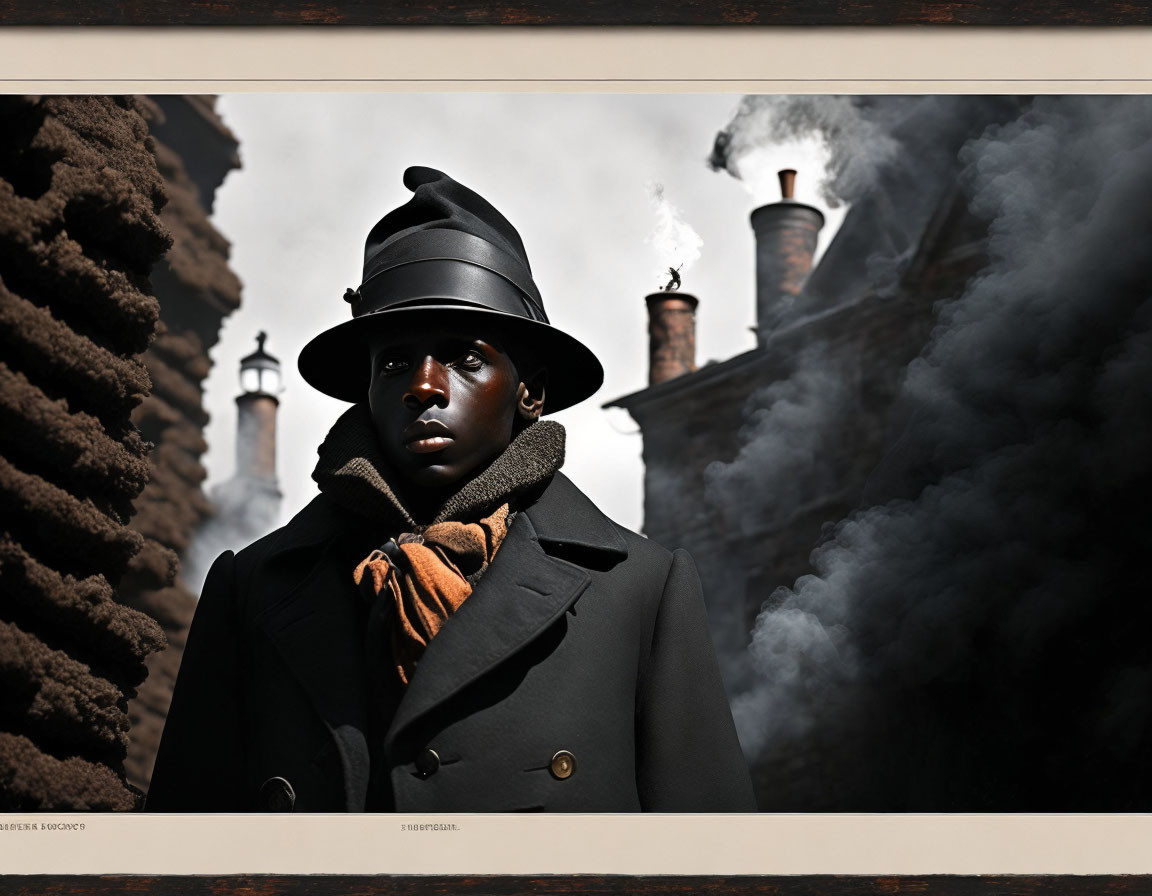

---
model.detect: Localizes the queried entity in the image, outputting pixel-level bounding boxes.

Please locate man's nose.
[403,356,449,409]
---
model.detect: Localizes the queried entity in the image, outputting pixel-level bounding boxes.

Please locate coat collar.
[251,472,628,796]
[258,470,629,560]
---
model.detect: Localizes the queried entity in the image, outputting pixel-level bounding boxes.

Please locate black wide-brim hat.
[298,166,603,414]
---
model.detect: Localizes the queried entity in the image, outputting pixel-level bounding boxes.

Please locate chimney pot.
[778,168,797,201]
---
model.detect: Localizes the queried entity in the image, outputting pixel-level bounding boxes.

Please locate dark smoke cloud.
[711,96,1017,304]
[709,96,991,206]
[714,95,1152,809]
[704,345,854,536]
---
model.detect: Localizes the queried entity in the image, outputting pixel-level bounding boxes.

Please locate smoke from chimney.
[645,181,703,285]
[709,95,902,208]
[708,95,1152,810]
[712,96,1010,302]
[704,343,853,535]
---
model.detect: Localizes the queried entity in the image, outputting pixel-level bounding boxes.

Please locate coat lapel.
[384,512,588,746]
[248,475,631,795]
[384,472,628,748]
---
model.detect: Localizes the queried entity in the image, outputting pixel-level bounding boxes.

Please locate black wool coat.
[146,472,756,812]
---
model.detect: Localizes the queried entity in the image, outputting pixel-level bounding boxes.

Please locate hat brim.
[297,305,604,414]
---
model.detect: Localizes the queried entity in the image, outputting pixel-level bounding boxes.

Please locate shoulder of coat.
[527,472,688,576]
[232,493,359,571]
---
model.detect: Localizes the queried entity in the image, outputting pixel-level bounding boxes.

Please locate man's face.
[368,323,540,500]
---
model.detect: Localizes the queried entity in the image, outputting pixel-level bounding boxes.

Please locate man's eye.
[456,351,484,369]
[379,359,409,375]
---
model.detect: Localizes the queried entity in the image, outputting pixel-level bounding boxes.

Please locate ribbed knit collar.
[312,403,565,531]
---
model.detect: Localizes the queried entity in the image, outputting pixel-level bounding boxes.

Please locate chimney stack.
[188,331,284,590]
[646,291,699,386]
[749,169,825,343]
[235,332,281,485]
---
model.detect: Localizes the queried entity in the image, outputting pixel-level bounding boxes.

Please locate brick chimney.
[646,291,699,386]
[750,169,825,342]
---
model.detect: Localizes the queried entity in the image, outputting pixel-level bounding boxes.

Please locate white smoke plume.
[710,95,1152,810]
[710,95,902,207]
[180,479,281,595]
[644,181,703,288]
[710,96,1006,303]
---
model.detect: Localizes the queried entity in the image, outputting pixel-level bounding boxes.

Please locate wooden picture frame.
[2,876,1152,895]
[0,0,1151,26]
[1,6,1150,896]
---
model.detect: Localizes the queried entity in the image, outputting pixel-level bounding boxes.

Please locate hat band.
[356,258,548,323]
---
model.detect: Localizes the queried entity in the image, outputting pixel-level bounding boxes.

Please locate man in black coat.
[147,166,755,813]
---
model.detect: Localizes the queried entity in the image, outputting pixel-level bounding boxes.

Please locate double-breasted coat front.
[146,472,756,812]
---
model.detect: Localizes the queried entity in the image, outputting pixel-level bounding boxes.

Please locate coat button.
[550,750,576,780]
[415,748,440,778]
[259,776,296,811]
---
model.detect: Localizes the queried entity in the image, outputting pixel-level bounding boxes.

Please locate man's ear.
[516,368,546,422]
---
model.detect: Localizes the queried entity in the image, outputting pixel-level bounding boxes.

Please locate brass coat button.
[550,750,576,780]
[415,748,440,777]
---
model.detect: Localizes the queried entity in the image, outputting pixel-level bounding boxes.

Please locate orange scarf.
[353,503,511,685]
[313,405,565,686]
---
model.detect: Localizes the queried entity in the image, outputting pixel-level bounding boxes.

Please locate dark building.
[611,94,1152,812]
[610,172,989,663]
[0,96,172,809]
[0,95,242,808]
[607,100,1014,806]
[119,96,243,793]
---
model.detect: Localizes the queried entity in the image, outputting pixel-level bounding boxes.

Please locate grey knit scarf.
[312,403,565,531]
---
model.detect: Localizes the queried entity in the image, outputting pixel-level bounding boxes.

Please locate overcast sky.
[203,93,843,534]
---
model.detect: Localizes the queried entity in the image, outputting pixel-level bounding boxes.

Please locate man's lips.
[407,435,454,454]
[403,420,454,454]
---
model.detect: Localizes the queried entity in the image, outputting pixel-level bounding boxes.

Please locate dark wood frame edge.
[1,0,1151,27]
[3,875,1152,895]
